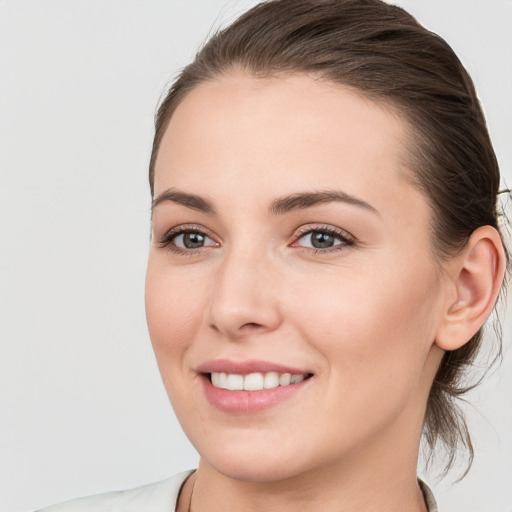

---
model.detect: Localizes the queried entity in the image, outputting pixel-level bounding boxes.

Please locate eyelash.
[157,225,218,256]
[292,225,355,254]
[157,224,355,255]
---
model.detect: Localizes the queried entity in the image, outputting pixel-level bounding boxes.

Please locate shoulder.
[418,479,438,512]
[35,470,194,512]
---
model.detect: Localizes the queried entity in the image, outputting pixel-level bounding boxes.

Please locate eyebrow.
[152,188,378,216]
[270,190,379,215]
[152,188,216,215]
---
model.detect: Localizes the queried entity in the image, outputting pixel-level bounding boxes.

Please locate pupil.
[184,232,205,248]
[311,232,334,249]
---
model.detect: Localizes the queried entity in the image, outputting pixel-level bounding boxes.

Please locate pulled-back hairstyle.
[149,0,509,474]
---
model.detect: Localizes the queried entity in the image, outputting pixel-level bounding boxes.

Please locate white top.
[35,470,195,512]
[35,471,438,511]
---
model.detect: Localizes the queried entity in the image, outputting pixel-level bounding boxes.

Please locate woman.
[37,0,508,511]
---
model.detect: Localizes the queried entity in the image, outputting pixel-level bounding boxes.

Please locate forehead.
[154,72,422,216]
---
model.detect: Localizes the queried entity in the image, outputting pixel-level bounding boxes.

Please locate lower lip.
[200,374,311,414]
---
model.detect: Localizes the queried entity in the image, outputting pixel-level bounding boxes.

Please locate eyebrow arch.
[270,190,379,215]
[152,188,216,215]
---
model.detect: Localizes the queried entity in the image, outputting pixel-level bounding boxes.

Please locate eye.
[158,226,218,253]
[294,226,354,251]
[173,231,213,249]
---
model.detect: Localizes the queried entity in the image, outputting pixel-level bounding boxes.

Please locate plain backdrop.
[1,1,511,511]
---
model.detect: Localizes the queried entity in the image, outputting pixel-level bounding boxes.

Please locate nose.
[206,248,282,339]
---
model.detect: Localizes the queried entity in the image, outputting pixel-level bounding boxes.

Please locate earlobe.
[435,226,506,351]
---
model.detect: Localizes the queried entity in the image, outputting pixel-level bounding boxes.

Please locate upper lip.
[196,359,312,375]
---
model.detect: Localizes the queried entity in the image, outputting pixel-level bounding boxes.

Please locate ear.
[435,226,506,351]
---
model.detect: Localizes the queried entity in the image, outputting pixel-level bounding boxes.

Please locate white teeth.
[264,371,280,389]
[243,373,264,391]
[211,372,221,388]
[218,372,228,389]
[226,373,244,391]
[279,373,291,386]
[210,371,309,391]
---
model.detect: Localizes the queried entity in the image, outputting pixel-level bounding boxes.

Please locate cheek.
[290,260,441,402]
[145,259,212,424]
[145,258,206,362]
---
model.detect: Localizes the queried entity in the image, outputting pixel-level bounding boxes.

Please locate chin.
[192,426,336,484]
[188,428,303,482]
[205,453,310,484]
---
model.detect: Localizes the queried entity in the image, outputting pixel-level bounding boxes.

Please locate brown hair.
[149,0,509,474]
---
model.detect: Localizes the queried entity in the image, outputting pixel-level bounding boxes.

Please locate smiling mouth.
[208,371,313,391]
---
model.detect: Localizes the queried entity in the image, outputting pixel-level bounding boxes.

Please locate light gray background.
[1,1,511,511]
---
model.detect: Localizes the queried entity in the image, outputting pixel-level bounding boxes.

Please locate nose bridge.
[207,241,281,337]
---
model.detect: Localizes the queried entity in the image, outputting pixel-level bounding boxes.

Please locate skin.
[145,72,482,512]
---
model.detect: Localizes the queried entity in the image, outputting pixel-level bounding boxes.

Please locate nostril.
[240,322,262,329]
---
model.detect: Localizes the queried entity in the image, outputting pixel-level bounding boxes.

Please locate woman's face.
[146,73,447,482]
